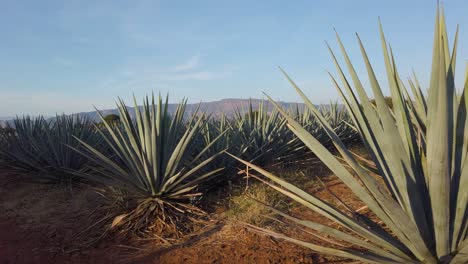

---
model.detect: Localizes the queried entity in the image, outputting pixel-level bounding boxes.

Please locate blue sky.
[0,0,467,116]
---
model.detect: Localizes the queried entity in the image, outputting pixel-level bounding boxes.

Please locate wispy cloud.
[53,57,75,67]
[171,54,201,72]
[156,71,224,81]
[98,54,229,93]
[100,70,226,91]
[127,32,159,44]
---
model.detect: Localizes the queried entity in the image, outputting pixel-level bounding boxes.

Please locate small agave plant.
[292,102,359,147]
[232,5,468,264]
[75,94,226,236]
[231,100,302,166]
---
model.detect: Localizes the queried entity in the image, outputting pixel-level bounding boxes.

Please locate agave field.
[0,4,467,264]
[0,96,358,238]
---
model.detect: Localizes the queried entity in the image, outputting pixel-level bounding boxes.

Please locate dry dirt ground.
[0,160,365,264]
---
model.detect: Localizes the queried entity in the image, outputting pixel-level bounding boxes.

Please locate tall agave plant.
[231,6,468,263]
[75,95,226,235]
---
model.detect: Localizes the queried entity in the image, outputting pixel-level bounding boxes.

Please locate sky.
[0,0,467,116]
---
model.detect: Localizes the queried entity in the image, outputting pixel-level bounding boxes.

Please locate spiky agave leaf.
[232,5,468,264]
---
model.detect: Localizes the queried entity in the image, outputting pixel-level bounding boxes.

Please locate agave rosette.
[76,94,226,200]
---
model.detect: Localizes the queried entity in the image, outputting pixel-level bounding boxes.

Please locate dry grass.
[213,160,331,226]
[222,182,286,225]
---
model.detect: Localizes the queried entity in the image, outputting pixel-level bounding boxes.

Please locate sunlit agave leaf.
[232,4,468,263]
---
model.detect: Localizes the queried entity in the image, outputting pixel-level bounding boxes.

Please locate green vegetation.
[0,126,16,135]
[1,5,465,263]
[233,5,468,263]
[222,182,286,225]
[293,101,359,148]
[0,115,103,183]
[231,100,298,166]
[0,126,15,159]
[370,96,393,109]
[74,95,228,236]
[103,114,120,124]
[228,100,358,168]
[0,96,357,239]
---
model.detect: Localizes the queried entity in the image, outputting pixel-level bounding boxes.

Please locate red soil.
[0,169,362,264]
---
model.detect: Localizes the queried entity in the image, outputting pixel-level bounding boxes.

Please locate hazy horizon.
[1,0,467,116]
[0,97,315,121]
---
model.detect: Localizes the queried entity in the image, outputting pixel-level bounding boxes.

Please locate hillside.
[72,98,306,121]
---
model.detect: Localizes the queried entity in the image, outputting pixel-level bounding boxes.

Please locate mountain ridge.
[1,98,310,125]
[71,98,307,121]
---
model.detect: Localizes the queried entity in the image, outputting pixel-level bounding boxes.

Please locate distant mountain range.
[1,98,308,125]
[0,116,16,121]
[72,98,306,121]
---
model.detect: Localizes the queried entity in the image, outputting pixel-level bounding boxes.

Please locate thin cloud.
[101,70,226,90]
[156,71,223,81]
[53,57,75,67]
[171,55,200,72]
[97,53,230,94]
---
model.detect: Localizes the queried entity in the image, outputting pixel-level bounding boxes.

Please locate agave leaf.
[261,201,412,263]
[244,223,401,264]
